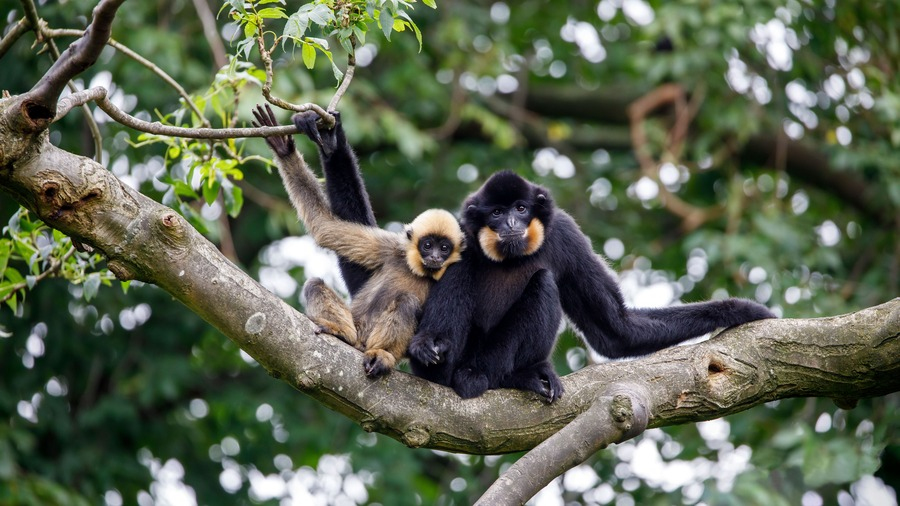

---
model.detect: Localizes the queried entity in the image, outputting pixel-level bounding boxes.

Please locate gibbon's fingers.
[252,104,294,157]
[408,334,442,365]
[292,111,330,156]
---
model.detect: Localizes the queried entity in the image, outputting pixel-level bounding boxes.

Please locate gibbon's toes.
[453,367,489,399]
[539,374,565,404]
[364,356,392,378]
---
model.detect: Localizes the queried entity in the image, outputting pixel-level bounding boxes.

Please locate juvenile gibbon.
[409,170,775,402]
[252,105,465,377]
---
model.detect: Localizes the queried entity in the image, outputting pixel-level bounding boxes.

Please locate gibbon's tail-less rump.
[253,105,465,378]
[408,170,775,403]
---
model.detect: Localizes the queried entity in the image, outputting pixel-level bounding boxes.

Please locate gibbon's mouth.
[497,229,528,241]
[422,259,444,271]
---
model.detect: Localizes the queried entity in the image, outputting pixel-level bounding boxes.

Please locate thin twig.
[328,42,356,111]
[21,0,105,161]
[254,23,336,128]
[0,17,31,59]
[55,87,301,139]
[44,28,210,128]
[628,84,722,232]
[0,247,76,303]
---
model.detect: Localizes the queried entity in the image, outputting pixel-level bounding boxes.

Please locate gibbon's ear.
[406,225,413,240]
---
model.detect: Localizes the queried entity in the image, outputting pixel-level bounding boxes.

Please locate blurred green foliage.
[1,0,898,504]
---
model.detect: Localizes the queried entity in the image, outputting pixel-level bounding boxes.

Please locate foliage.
[1,0,898,505]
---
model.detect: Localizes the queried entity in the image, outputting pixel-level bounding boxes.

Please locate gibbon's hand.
[292,111,340,157]
[408,332,445,365]
[251,104,295,158]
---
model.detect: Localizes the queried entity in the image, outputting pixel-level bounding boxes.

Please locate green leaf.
[302,42,317,69]
[224,186,244,218]
[83,273,100,302]
[4,291,16,312]
[307,3,334,26]
[422,0,436,8]
[397,12,422,50]
[378,9,394,40]
[0,239,11,281]
[236,38,255,59]
[243,16,258,39]
[257,7,286,19]
[202,177,221,206]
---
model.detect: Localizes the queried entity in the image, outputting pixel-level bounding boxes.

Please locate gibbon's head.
[405,209,465,281]
[462,170,554,263]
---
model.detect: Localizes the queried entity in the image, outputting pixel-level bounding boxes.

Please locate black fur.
[408,170,775,402]
[293,111,376,296]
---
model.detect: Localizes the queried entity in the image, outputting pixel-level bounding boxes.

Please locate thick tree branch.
[478,384,650,505]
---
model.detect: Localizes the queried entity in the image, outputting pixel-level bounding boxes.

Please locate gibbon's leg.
[361,293,420,377]
[293,112,376,297]
[302,278,359,348]
[452,269,564,402]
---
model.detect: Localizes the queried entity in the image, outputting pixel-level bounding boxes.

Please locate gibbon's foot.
[538,373,564,404]
[312,321,357,347]
[363,350,396,378]
[452,367,490,399]
[408,334,444,365]
[503,363,565,403]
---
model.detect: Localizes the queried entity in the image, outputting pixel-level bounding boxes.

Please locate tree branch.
[43,28,210,127]
[54,87,298,139]
[478,384,651,505]
[24,0,125,121]
[0,17,31,60]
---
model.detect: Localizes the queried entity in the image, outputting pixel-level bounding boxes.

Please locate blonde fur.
[405,209,465,280]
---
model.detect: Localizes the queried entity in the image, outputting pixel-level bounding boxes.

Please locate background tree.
[1,1,898,505]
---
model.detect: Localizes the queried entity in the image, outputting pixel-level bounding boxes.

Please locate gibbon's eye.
[516,205,527,214]
[423,239,433,250]
[492,209,503,217]
[440,243,450,252]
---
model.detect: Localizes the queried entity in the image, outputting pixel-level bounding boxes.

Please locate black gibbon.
[408,170,775,403]
[252,105,465,377]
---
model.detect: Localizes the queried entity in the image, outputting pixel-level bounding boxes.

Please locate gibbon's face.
[465,171,551,263]
[417,234,456,271]
[405,208,464,280]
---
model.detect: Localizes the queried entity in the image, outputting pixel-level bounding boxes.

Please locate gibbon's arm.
[311,219,405,271]
[408,256,476,368]
[270,148,401,271]
[254,105,399,270]
[549,212,774,358]
[292,112,376,228]
[293,111,377,296]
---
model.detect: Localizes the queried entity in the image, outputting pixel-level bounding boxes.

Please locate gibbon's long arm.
[547,211,773,358]
[253,106,401,271]
[293,111,377,296]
